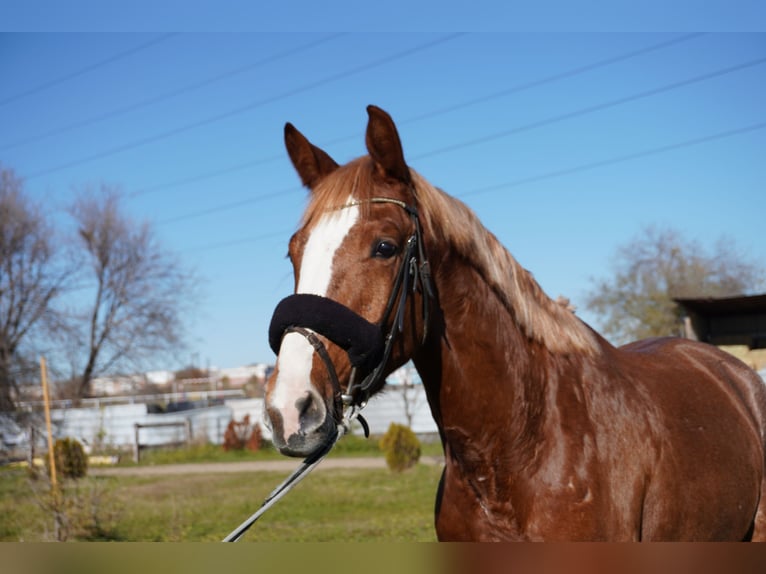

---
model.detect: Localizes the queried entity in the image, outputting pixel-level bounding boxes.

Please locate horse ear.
[365,105,411,184]
[284,123,339,190]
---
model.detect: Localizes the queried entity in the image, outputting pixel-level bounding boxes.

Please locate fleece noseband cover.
[269,294,384,373]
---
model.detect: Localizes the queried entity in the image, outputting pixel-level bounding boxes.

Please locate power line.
[23,34,465,181]
[411,56,766,161]
[400,33,707,126]
[458,121,766,199]
[177,120,766,254]
[129,33,705,199]
[157,186,298,225]
[130,153,284,198]
[183,230,289,254]
[149,56,766,227]
[0,34,177,107]
[0,34,346,151]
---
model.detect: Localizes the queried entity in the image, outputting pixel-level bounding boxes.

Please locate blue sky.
[1,32,764,371]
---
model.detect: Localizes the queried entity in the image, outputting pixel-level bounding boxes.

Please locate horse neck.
[412,230,601,467]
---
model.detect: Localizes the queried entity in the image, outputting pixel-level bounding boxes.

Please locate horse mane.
[303,157,600,356]
[410,171,600,356]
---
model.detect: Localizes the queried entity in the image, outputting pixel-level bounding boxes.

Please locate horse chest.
[437,457,610,541]
[438,424,614,541]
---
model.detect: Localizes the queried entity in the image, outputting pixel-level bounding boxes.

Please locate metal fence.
[1,385,439,461]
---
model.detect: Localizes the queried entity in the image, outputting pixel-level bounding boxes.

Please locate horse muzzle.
[265,294,384,457]
[264,387,337,457]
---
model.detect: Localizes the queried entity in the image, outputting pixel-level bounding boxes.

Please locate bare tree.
[68,186,197,398]
[585,225,764,344]
[0,167,72,410]
[392,362,425,429]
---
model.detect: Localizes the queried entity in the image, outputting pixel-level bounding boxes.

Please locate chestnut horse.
[264,105,766,541]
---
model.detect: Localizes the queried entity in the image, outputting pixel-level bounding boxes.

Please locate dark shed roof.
[674,294,766,349]
[674,294,766,315]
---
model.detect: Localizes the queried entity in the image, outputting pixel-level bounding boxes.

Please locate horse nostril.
[294,391,325,433]
[296,393,312,417]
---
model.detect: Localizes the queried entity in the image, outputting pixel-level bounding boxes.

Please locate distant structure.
[675,294,766,374]
[87,363,273,399]
[215,364,271,388]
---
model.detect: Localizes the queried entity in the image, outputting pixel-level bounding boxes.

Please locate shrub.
[379,423,421,472]
[31,475,122,541]
[47,437,88,480]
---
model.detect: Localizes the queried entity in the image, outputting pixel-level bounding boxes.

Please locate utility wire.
[412,56,766,161]
[401,33,707,126]
[152,56,766,227]
[0,34,346,151]
[129,33,705,199]
[0,34,177,107]
[22,34,464,181]
[157,187,295,225]
[177,120,766,253]
[130,153,283,198]
[183,230,288,254]
[458,121,766,198]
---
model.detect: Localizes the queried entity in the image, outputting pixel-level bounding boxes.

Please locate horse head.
[264,106,433,457]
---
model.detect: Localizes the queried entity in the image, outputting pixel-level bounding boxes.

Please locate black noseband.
[269,294,384,373]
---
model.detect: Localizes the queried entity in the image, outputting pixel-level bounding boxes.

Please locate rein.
[223,196,432,542]
[222,407,365,542]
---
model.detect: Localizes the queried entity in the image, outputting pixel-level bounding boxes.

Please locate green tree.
[585,225,764,344]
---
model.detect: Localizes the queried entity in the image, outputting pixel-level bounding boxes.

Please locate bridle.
[223,195,433,542]
[275,196,433,427]
[340,197,433,405]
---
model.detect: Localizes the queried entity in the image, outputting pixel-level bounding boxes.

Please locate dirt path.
[89,456,443,477]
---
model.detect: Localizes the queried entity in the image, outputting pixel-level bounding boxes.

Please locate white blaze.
[270,201,359,436]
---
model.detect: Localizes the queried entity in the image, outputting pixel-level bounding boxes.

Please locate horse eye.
[373,240,398,259]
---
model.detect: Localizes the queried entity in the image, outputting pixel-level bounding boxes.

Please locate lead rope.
[222,406,366,542]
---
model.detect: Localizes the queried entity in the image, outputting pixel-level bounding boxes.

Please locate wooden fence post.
[40,357,57,489]
[184,418,192,445]
[28,425,36,469]
[133,423,140,463]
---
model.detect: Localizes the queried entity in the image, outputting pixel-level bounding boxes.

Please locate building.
[215,364,271,388]
[145,370,174,386]
[91,375,143,396]
[675,293,766,372]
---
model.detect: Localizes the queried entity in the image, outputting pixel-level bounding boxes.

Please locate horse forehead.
[296,201,360,295]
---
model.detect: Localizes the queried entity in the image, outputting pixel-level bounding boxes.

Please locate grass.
[0,434,445,542]
[0,463,443,542]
